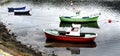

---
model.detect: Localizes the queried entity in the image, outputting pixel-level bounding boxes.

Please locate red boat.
[44,24,97,42]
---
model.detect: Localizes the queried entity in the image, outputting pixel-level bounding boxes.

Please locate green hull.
[60,16,99,23]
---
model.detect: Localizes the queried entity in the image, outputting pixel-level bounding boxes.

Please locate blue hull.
[8,6,26,12]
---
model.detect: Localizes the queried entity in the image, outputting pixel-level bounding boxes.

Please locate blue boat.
[8,6,26,12]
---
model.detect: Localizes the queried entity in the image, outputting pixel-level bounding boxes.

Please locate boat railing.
[90,13,101,17]
[64,16,71,18]
[82,16,89,19]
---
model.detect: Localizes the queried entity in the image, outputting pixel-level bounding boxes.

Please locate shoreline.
[0,0,10,5]
[0,22,42,56]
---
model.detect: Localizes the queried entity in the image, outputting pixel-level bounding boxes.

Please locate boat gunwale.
[60,16,99,22]
[44,29,97,39]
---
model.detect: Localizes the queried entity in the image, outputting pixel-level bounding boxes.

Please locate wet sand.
[0,22,42,56]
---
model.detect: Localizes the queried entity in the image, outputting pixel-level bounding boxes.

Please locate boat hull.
[60,16,99,23]
[8,6,26,12]
[44,32,96,42]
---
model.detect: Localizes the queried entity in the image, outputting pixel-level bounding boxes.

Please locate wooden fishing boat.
[44,24,97,42]
[44,30,97,42]
[59,16,99,23]
[8,6,26,12]
[14,10,30,15]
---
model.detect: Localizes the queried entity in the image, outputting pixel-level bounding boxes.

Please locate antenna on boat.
[75,10,81,17]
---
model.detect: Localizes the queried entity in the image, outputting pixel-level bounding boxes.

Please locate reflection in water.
[45,39,97,48]
[59,22,99,28]
[66,48,80,54]
[45,39,96,56]
[1,0,120,56]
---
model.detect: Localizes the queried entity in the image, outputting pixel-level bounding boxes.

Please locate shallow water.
[0,0,120,56]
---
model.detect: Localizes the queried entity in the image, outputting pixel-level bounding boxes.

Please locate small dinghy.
[60,16,99,23]
[8,6,26,12]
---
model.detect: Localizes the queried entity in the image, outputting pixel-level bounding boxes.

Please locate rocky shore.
[0,0,10,5]
[0,22,42,56]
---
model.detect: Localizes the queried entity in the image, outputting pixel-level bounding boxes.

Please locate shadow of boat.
[14,10,31,16]
[45,39,97,48]
[59,21,99,28]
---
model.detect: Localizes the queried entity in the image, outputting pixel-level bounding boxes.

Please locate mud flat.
[0,0,10,5]
[0,22,42,56]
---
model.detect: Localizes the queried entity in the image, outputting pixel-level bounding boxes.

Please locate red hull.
[45,32,96,42]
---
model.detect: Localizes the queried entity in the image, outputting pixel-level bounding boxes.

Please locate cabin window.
[71,27,79,32]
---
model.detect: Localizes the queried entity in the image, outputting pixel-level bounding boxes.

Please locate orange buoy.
[108,19,112,23]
